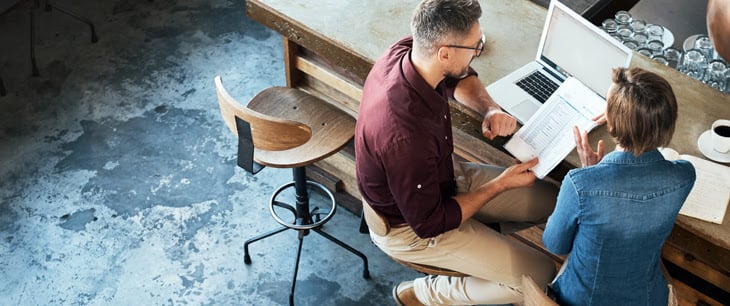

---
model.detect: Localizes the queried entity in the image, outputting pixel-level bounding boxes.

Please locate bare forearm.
[455,74,517,139]
[454,75,501,116]
[453,179,506,224]
[452,158,539,225]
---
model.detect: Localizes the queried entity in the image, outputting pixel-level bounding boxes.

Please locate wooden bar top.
[247,0,546,83]
[247,0,730,251]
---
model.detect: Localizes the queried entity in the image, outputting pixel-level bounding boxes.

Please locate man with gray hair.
[355,0,557,304]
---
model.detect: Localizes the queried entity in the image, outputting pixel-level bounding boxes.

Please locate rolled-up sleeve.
[543,175,580,255]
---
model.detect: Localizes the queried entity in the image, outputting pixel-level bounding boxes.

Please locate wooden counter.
[246,1,729,304]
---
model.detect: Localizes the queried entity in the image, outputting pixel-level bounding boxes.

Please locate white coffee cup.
[711,119,730,153]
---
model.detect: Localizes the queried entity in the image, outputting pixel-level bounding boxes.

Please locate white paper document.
[504,77,605,179]
[660,148,730,224]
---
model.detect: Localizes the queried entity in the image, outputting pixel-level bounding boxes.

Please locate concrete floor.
[0,0,420,305]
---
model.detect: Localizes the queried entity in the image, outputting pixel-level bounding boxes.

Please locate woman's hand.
[573,125,604,167]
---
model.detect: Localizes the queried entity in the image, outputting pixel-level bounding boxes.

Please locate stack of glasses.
[601,11,729,94]
[680,35,728,93]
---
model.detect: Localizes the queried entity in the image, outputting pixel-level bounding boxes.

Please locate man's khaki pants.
[370,161,558,305]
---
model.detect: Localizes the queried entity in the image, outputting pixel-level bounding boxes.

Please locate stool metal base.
[243,168,369,306]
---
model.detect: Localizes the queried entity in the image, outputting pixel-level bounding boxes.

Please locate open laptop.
[486,0,632,124]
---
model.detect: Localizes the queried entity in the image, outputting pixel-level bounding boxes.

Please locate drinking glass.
[705,60,728,92]
[630,20,647,35]
[680,49,708,81]
[663,47,682,69]
[632,33,648,47]
[617,25,634,41]
[651,55,669,66]
[622,39,639,51]
[646,39,664,56]
[637,47,653,58]
[614,10,632,26]
[610,32,622,42]
[602,19,618,35]
[646,24,664,42]
[694,35,715,61]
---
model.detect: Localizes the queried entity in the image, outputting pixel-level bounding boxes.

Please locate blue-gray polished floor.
[0,1,420,305]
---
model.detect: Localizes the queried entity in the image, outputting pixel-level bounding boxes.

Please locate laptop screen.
[538,1,632,98]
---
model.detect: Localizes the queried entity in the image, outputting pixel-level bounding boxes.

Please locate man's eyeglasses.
[446,33,485,57]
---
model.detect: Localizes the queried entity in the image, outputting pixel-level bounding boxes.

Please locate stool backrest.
[522,275,559,306]
[215,76,311,152]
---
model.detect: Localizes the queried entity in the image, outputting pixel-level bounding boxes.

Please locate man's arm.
[708,0,730,61]
[453,158,539,224]
[453,75,517,139]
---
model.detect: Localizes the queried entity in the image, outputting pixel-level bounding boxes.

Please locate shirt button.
[445,136,448,140]
[443,115,447,119]
[417,184,422,189]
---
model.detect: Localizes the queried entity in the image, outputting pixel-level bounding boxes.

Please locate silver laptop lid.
[535,0,633,98]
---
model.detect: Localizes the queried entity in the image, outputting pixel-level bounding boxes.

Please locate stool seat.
[522,274,559,306]
[247,87,355,168]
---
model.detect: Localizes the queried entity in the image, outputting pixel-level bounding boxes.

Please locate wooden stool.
[522,274,559,306]
[215,77,369,306]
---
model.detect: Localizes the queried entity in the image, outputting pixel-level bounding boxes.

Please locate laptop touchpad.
[513,100,540,121]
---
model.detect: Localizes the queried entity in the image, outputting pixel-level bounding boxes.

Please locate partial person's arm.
[542,178,580,255]
[453,75,517,139]
[453,158,539,224]
[708,0,730,61]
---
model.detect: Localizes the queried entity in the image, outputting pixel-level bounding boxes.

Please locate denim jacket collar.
[600,149,664,165]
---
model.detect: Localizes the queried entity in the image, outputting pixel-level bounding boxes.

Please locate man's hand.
[482,107,517,140]
[454,158,538,224]
[494,158,538,191]
[573,125,604,167]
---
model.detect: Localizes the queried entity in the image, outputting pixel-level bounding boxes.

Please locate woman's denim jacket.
[543,150,696,306]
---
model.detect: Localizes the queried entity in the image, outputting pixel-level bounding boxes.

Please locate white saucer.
[680,34,723,60]
[682,34,702,52]
[661,27,674,49]
[644,24,674,49]
[697,130,730,163]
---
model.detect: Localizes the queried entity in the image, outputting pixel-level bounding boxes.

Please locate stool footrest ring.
[269,180,337,230]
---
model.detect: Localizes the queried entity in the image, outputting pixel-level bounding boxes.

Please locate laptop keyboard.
[515,71,560,103]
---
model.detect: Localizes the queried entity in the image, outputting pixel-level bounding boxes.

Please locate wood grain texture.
[216,76,355,168]
[522,275,559,306]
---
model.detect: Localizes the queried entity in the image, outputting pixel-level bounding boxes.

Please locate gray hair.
[411,0,482,55]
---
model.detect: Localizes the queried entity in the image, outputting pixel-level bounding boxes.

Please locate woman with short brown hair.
[543,67,695,306]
